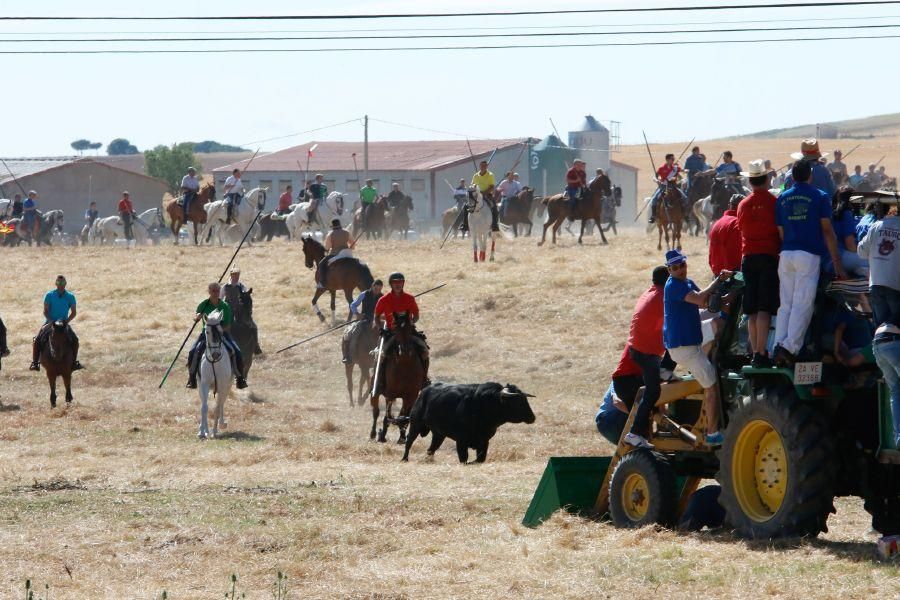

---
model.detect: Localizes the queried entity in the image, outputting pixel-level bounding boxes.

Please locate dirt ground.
[0,231,896,599]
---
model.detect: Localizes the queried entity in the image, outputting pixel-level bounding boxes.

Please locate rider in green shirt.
[186,282,247,389]
[359,178,378,222]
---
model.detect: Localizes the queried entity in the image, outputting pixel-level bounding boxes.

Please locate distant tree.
[88,142,103,154]
[191,140,249,153]
[145,143,198,193]
[107,138,139,155]
[70,139,92,155]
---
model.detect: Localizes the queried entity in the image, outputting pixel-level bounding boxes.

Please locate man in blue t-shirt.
[663,249,732,447]
[773,160,845,366]
[30,274,83,371]
[782,139,837,198]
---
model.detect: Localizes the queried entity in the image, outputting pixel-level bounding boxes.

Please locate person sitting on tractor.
[180,167,200,220]
[316,218,353,289]
[372,272,430,383]
[464,160,499,233]
[648,154,688,224]
[857,199,900,328]
[186,282,247,390]
[223,168,244,225]
[565,159,588,213]
[663,249,731,447]
[30,275,84,372]
[343,278,384,364]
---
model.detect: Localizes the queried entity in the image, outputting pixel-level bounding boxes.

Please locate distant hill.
[740,112,900,139]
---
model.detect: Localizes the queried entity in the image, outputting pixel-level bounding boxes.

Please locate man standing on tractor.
[858,200,900,328]
[663,249,731,447]
[707,194,743,277]
[737,160,781,367]
[773,160,845,367]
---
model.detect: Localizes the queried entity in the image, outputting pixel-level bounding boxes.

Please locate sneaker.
[29,361,40,371]
[773,345,796,368]
[186,378,197,389]
[751,353,774,369]
[623,432,655,449]
[705,431,724,447]
[235,377,248,390]
[72,360,84,371]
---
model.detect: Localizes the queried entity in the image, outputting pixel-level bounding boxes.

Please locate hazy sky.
[2,0,899,156]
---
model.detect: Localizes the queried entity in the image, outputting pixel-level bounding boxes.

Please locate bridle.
[205,321,225,364]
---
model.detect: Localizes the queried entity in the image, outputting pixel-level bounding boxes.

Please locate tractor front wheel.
[717,384,836,538]
[609,449,677,528]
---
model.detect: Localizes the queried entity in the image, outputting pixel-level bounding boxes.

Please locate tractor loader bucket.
[522,456,611,528]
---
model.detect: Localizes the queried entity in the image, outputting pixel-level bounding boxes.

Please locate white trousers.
[774,250,820,355]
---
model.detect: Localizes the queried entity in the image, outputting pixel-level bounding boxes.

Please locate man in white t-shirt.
[223,168,245,224]
[496,171,522,219]
[180,167,201,220]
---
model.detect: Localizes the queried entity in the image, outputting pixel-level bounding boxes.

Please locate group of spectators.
[598,138,900,451]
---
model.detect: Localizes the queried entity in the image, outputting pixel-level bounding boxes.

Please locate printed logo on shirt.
[879,238,896,257]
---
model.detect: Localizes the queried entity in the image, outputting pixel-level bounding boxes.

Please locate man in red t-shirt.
[708,195,742,276]
[373,272,428,381]
[117,191,136,244]
[648,154,688,224]
[736,159,781,367]
[277,185,293,215]
[565,159,587,210]
[617,266,670,449]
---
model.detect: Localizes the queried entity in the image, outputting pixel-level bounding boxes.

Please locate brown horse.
[656,181,685,251]
[41,321,74,408]
[370,314,427,443]
[441,205,466,239]
[500,187,536,237]
[352,197,387,240]
[163,182,215,245]
[301,236,375,323]
[343,320,378,407]
[538,175,611,246]
[387,194,413,240]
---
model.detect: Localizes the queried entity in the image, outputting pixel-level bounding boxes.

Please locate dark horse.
[655,180,685,251]
[41,321,74,408]
[370,313,427,443]
[709,177,746,222]
[538,174,611,246]
[255,211,290,242]
[343,319,378,407]
[302,236,374,323]
[4,210,65,247]
[352,197,387,240]
[686,172,714,236]
[500,187,536,237]
[223,285,259,379]
[387,194,414,240]
[163,182,215,245]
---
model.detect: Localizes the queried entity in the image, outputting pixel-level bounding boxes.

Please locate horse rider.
[684,146,708,191]
[372,272,430,382]
[648,154,688,224]
[463,159,499,233]
[865,163,883,189]
[277,185,293,216]
[30,275,83,372]
[782,139,836,198]
[307,174,328,222]
[186,282,248,390]
[453,178,468,211]
[180,167,200,220]
[22,190,40,239]
[496,171,522,220]
[10,193,23,219]
[223,168,244,225]
[82,201,99,241]
[565,159,588,213]
[827,149,848,186]
[343,278,384,364]
[359,178,378,222]
[118,191,136,245]
[317,218,354,289]
[223,265,262,355]
[385,182,406,211]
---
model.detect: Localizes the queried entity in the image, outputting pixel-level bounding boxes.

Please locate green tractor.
[525,269,899,538]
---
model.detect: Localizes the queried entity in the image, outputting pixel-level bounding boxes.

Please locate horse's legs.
[311,288,326,322]
[63,372,73,403]
[657,223,664,251]
[379,398,393,443]
[472,234,478,263]
[489,239,495,262]
[539,216,553,246]
[596,212,609,245]
[578,219,585,245]
[343,288,353,323]
[358,366,370,407]
[345,363,354,407]
[552,218,564,245]
[47,372,57,409]
[198,387,209,438]
[370,394,380,440]
[330,290,337,324]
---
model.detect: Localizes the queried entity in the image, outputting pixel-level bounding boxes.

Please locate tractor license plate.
[794,362,823,385]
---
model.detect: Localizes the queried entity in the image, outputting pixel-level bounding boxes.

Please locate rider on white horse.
[223,168,245,225]
[186,282,248,390]
[317,219,354,289]
[308,174,328,221]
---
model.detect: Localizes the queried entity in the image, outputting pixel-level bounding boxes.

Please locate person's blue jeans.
[870,285,900,328]
[873,337,900,447]
[627,347,662,436]
[183,192,197,219]
[595,383,628,445]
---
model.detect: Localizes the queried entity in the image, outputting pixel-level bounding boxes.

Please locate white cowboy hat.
[790,138,829,161]
[740,159,769,178]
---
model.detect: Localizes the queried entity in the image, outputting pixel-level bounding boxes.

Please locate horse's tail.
[358,261,374,290]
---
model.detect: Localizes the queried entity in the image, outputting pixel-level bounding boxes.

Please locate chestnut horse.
[370,314,427,443]
[538,174,610,246]
[41,321,74,408]
[500,187,536,237]
[163,182,215,245]
[301,236,374,323]
[655,181,685,251]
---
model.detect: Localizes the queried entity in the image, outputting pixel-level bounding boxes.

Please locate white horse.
[198,310,233,440]
[466,187,500,262]
[283,191,345,239]
[89,208,165,245]
[201,187,267,246]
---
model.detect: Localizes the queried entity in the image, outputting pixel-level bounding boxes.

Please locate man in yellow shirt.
[462,160,499,233]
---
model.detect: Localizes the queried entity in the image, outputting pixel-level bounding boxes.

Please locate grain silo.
[568,115,611,172]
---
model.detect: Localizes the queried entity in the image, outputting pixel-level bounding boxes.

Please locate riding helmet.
[388,272,405,283]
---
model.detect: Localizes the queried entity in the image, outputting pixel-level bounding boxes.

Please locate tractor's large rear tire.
[609,449,678,528]
[717,384,836,538]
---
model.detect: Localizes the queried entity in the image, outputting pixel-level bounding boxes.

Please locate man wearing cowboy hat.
[827,149,848,186]
[737,160,781,367]
[180,167,200,220]
[317,218,354,289]
[783,139,836,198]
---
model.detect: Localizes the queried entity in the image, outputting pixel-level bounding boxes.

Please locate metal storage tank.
[568,115,610,172]
[529,134,577,198]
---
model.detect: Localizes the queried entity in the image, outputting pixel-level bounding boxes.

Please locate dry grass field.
[0,230,897,599]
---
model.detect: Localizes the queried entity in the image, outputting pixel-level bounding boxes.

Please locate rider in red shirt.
[373,271,429,384]
[117,191,136,244]
[278,185,293,215]
[565,159,588,211]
